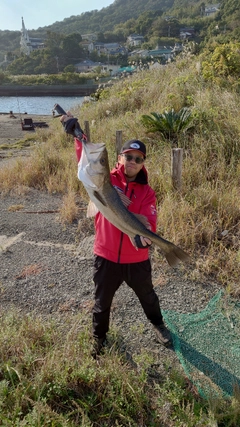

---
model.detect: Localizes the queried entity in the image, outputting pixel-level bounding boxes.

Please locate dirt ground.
[0,112,52,164]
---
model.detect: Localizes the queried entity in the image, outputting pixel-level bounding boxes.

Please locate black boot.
[153,323,172,347]
[91,336,106,359]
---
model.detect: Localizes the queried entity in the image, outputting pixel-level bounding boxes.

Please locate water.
[0,96,85,115]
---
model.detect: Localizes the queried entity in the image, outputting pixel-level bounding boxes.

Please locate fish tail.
[152,235,190,267]
[165,246,191,267]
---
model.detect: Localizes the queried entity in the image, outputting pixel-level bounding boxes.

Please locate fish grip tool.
[53,103,87,141]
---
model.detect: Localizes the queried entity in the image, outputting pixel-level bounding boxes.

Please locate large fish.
[78,140,190,267]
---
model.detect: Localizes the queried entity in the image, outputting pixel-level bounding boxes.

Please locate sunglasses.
[122,153,145,164]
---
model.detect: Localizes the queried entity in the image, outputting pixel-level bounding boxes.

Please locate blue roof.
[118,66,137,72]
[148,49,172,55]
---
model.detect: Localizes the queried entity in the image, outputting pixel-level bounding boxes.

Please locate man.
[61,115,172,357]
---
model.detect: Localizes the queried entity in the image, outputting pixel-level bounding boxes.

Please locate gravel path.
[0,188,222,371]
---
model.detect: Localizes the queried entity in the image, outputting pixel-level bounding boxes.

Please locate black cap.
[120,139,146,158]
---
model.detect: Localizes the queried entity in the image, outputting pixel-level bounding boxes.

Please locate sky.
[0,0,114,31]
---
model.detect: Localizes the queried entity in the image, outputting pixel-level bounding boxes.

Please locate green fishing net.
[162,290,240,398]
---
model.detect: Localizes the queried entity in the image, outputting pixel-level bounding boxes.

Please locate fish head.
[78,141,110,190]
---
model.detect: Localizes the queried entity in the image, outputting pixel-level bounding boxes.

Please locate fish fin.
[115,188,132,208]
[133,214,151,230]
[165,246,191,267]
[87,200,99,217]
[116,188,151,229]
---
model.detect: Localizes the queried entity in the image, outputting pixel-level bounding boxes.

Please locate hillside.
[45,0,174,34]
[0,0,174,61]
[0,0,239,64]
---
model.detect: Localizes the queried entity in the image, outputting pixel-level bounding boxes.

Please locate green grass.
[1,311,238,426]
[0,138,35,150]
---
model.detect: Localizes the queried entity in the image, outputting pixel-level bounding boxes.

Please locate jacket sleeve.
[75,138,83,162]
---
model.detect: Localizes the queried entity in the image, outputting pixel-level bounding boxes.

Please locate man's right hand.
[63,117,81,136]
[60,113,85,139]
[130,235,152,250]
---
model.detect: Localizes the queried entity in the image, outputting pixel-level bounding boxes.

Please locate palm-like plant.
[141,107,193,146]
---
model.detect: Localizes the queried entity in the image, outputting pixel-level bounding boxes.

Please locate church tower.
[20,18,44,55]
[20,17,32,55]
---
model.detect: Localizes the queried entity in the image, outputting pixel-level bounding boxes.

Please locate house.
[88,42,128,56]
[20,17,44,55]
[103,43,128,56]
[180,27,195,40]
[205,4,220,16]
[81,33,98,42]
[148,47,174,61]
[128,49,149,58]
[74,60,103,73]
[129,46,175,63]
[127,34,145,47]
[104,64,126,75]
[172,43,183,53]
[80,39,92,54]
[88,41,105,54]
[115,65,137,76]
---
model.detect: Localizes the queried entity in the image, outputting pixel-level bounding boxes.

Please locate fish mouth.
[84,143,106,161]
[83,141,105,152]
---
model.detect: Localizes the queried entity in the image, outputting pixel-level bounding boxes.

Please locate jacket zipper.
[117,184,135,263]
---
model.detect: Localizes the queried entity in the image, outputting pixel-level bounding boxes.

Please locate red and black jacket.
[75,138,157,264]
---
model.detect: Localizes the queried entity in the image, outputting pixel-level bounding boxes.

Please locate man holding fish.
[60,111,189,357]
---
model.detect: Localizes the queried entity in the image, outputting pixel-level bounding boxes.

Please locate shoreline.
[0,84,98,97]
[0,112,52,116]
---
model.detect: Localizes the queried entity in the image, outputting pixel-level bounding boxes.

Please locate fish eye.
[100,158,105,165]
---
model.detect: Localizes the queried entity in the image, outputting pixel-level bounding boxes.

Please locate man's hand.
[64,117,81,136]
[130,235,152,250]
[60,112,87,141]
[60,111,74,124]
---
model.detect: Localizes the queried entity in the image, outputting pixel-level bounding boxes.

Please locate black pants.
[92,255,163,339]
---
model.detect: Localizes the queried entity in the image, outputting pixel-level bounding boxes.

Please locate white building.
[20,17,44,55]
[127,34,145,47]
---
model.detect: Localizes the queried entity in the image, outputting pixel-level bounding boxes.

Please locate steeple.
[20,17,44,56]
[21,17,25,32]
[20,17,32,55]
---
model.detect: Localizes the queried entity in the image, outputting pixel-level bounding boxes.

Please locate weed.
[0,310,238,426]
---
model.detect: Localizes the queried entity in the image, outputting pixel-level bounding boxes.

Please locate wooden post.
[116,130,123,161]
[84,120,90,142]
[171,148,183,190]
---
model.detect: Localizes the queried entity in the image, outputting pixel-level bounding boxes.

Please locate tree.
[97,32,106,42]
[63,64,76,73]
[135,11,156,36]
[61,33,83,64]
[201,42,240,81]
[45,31,64,55]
